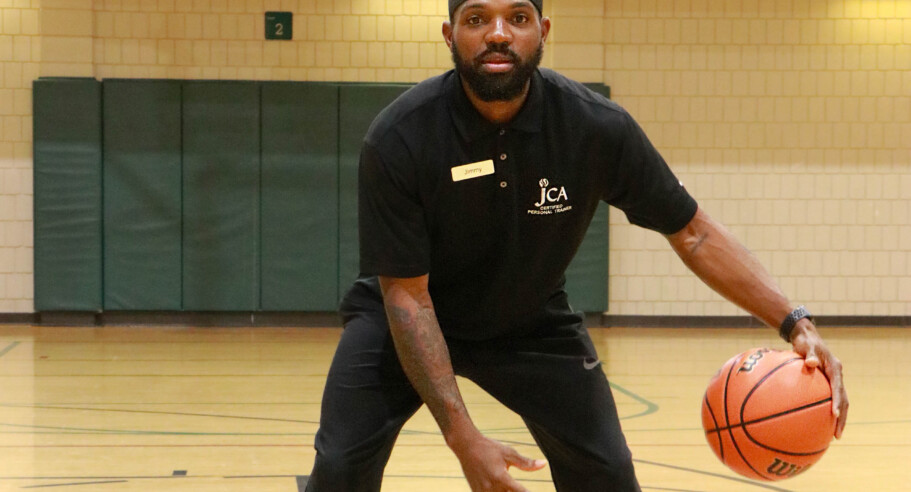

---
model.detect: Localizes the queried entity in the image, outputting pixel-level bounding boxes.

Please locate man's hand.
[789,320,849,439]
[450,433,547,492]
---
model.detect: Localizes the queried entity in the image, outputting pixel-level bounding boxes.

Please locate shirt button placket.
[497,129,509,189]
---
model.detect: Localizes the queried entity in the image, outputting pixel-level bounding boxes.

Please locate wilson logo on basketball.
[737,348,771,373]
[767,458,809,478]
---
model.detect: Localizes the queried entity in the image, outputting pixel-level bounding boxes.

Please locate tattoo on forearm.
[386,303,464,433]
[389,305,413,326]
[388,305,435,330]
[689,232,709,254]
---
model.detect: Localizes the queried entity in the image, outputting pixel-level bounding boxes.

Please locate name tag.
[451,160,494,182]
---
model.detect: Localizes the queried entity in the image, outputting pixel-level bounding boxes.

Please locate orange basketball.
[701,348,836,481]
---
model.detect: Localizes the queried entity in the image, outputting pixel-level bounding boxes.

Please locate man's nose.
[484,17,512,45]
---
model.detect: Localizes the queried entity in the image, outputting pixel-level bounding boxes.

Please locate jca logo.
[528,178,572,216]
[534,178,568,207]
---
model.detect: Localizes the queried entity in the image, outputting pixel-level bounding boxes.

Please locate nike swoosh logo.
[583,358,601,370]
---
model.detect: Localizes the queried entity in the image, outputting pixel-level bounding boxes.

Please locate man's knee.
[307,449,383,492]
[585,462,638,491]
[550,448,640,492]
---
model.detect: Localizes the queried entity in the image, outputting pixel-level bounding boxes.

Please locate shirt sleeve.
[602,110,698,235]
[357,139,431,278]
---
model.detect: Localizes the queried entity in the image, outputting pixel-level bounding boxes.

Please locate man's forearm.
[669,208,848,438]
[379,276,479,447]
[666,207,793,328]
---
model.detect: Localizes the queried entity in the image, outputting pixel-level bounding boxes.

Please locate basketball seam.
[703,393,724,460]
[722,352,766,481]
[741,357,832,474]
[703,397,833,436]
[738,357,802,439]
[741,400,833,456]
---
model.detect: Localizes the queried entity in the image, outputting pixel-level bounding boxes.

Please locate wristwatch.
[779,305,813,342]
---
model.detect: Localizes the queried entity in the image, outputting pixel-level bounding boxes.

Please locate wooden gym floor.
[0,324,907,491]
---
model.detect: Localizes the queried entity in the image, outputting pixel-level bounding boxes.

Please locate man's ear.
[540,16,551,44]
[442,20,454,49]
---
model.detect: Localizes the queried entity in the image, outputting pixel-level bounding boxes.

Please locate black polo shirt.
[344,68,697,341]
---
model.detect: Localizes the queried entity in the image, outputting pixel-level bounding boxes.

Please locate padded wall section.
[32,78,103,311]
[260,83,339,310]
[182,81,261,310]
[102,80,182,310]
[563,83,612,312]
[337,84,410,300]
[564,202,609,312]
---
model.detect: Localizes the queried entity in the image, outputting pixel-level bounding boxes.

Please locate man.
[306,0,849,490]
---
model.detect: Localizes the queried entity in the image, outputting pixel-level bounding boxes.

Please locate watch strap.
[779,305,813,342]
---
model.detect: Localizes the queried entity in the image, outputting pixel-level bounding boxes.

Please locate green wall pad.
[564,202,609,312]
[563,82,613,313]
[260,82,339,310]
[337,84,411,301]
[182,81,261,310]
[103,80,182,310]
[33,78,103,311]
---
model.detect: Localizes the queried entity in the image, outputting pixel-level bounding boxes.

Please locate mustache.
[474,42,520,65]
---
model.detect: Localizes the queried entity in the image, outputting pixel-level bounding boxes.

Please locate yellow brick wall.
[0,0,39,312]
[601,0,911,317]
[86,0,453,82]
[0,0,908,317]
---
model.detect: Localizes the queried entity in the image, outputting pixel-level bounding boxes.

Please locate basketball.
[701,348,837,481]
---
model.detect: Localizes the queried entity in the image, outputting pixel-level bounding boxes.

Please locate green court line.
[0,342,21,358]
[478,380,660,435]
[610,381,660,420]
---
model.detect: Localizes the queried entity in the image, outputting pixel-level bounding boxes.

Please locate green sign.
[265,12,292,40]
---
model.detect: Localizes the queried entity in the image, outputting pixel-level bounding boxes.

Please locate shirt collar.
[449,69,544,142]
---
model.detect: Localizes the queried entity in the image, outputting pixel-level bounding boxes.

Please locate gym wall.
[0,0,908,317]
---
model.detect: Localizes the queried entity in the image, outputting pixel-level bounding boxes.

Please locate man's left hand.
[789,320,848,439]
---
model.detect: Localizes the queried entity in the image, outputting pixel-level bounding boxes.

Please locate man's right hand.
[450,433,547,492]
[379,275,546,490]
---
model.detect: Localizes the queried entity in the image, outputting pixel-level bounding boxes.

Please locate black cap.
[449,0,543,18]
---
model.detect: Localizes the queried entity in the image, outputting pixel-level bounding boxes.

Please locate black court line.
[0,341,21,358]
[0,401,322,405]
[21,480,128,488]
[0,469,789,491]
[633,459,794,492]
[224,475,306,479]
[493,437,793,492]
[640,488,709,492]
[0,403,319,425]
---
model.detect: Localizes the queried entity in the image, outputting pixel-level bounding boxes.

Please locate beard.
[451,41,543,102]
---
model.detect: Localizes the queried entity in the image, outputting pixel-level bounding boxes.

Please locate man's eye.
[514,13,528,23]
[467,16,482,25]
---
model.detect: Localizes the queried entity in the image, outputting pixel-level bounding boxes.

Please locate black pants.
[306,311,640,491]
